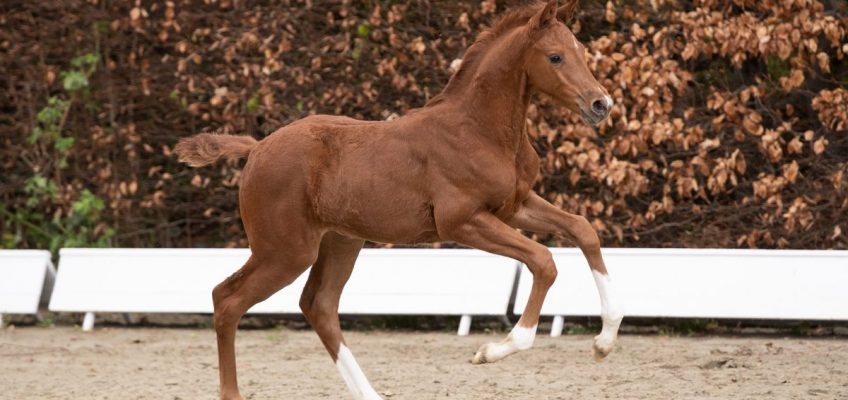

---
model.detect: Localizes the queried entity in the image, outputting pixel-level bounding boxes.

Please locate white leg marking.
[335,344,383,400]
[471,324,537,364]
[591,270,623,361]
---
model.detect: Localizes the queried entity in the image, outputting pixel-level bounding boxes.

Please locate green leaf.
[357,23,370,38]
[54,136,75,152]
[36,99,64,124]
[246,94,260,113]
[71,53,99,69]
[93,21,110,35]
[30,127,44,143]
[2,232,17,248]
[62,71,89,91]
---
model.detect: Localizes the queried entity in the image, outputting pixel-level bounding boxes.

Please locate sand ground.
[1,326,847,399]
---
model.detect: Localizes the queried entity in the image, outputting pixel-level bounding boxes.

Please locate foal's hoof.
[592,334,615,362]
[471,342,495,364]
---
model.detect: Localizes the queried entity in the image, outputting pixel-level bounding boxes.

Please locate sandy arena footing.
[2,327,846,399]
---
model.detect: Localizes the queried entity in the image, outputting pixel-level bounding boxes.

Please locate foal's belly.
[314,180,439,244]
[309,141,440,244]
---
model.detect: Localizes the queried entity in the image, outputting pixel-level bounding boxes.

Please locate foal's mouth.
[580,109,607,126]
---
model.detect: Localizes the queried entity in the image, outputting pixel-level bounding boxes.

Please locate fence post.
[550,315,564,337]
[82,312,95,332]
[457,314,472,336]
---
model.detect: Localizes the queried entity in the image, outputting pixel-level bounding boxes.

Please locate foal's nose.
[591,95,613,118]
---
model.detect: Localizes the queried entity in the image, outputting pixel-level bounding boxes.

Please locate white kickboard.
[513,248,848,320]
[0,250,56,314]
[49,248,518,316]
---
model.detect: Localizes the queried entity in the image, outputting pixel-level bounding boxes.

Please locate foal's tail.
[174,133,257,167]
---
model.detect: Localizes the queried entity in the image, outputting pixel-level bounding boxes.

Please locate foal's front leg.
[509,193,624,361]
[439,210,557,364]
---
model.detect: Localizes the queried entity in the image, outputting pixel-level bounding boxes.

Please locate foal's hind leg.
[509,193,624,361]
[213,247,318,400]
[299,232,383,400]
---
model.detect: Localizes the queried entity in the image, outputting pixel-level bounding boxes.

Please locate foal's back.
[241,113,441,244]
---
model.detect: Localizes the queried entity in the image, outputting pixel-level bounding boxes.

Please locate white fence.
[48,248,518,334]
[513,248,848,336]
[0,250,56,328]
[0,247,842,334]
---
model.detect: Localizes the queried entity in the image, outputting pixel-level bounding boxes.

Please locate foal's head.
[522,0,612,125]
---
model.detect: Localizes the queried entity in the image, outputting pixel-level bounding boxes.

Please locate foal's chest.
[490,140,540,219]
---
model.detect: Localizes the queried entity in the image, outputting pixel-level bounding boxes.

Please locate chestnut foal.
[176,1,622,399]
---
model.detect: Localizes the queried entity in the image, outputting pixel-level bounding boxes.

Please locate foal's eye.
[548,54,562,64]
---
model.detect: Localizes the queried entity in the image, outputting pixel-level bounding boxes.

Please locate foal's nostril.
[591,99,609,116]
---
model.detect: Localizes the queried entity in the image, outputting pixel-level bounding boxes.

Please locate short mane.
[427,2,546,105]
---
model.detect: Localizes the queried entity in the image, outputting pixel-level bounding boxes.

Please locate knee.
[212,283,247,332]
[213,298,243,332]
[212,282,228,310]
[212,268,245,310]
[573,216,601,251]
[298,290,315,317]
[299,292,334,322]
[531,251,557,287]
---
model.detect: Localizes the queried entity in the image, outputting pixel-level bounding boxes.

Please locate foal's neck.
[440,29,531,150]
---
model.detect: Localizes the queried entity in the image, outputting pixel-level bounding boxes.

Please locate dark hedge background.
[1,0,846,252]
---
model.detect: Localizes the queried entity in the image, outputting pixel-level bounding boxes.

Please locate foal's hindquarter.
[192,2,623,400]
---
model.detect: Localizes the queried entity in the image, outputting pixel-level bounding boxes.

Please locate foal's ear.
[557,0,579,23]
[528,0,558,35]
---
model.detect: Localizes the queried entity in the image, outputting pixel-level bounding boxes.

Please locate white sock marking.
[335,344,383,400]
[592,270,623,352]
[509,324,537,350]
[475,324,537,363]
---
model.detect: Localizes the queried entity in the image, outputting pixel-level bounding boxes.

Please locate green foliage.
[357,23,370,38]
[566,324,592,335]
[7,51,112,253]
[29,97,67,144]
[61,71,89,91]
[54,136,75,152]
[2,175,113,253]
[61,54,98,91]
[71,53,99,72]
[24,175,58,207]
[93,20,110,35]
[352,23,370,60]
[30,52,99,167]
[246,94,260,113]
[766,55,790,81]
